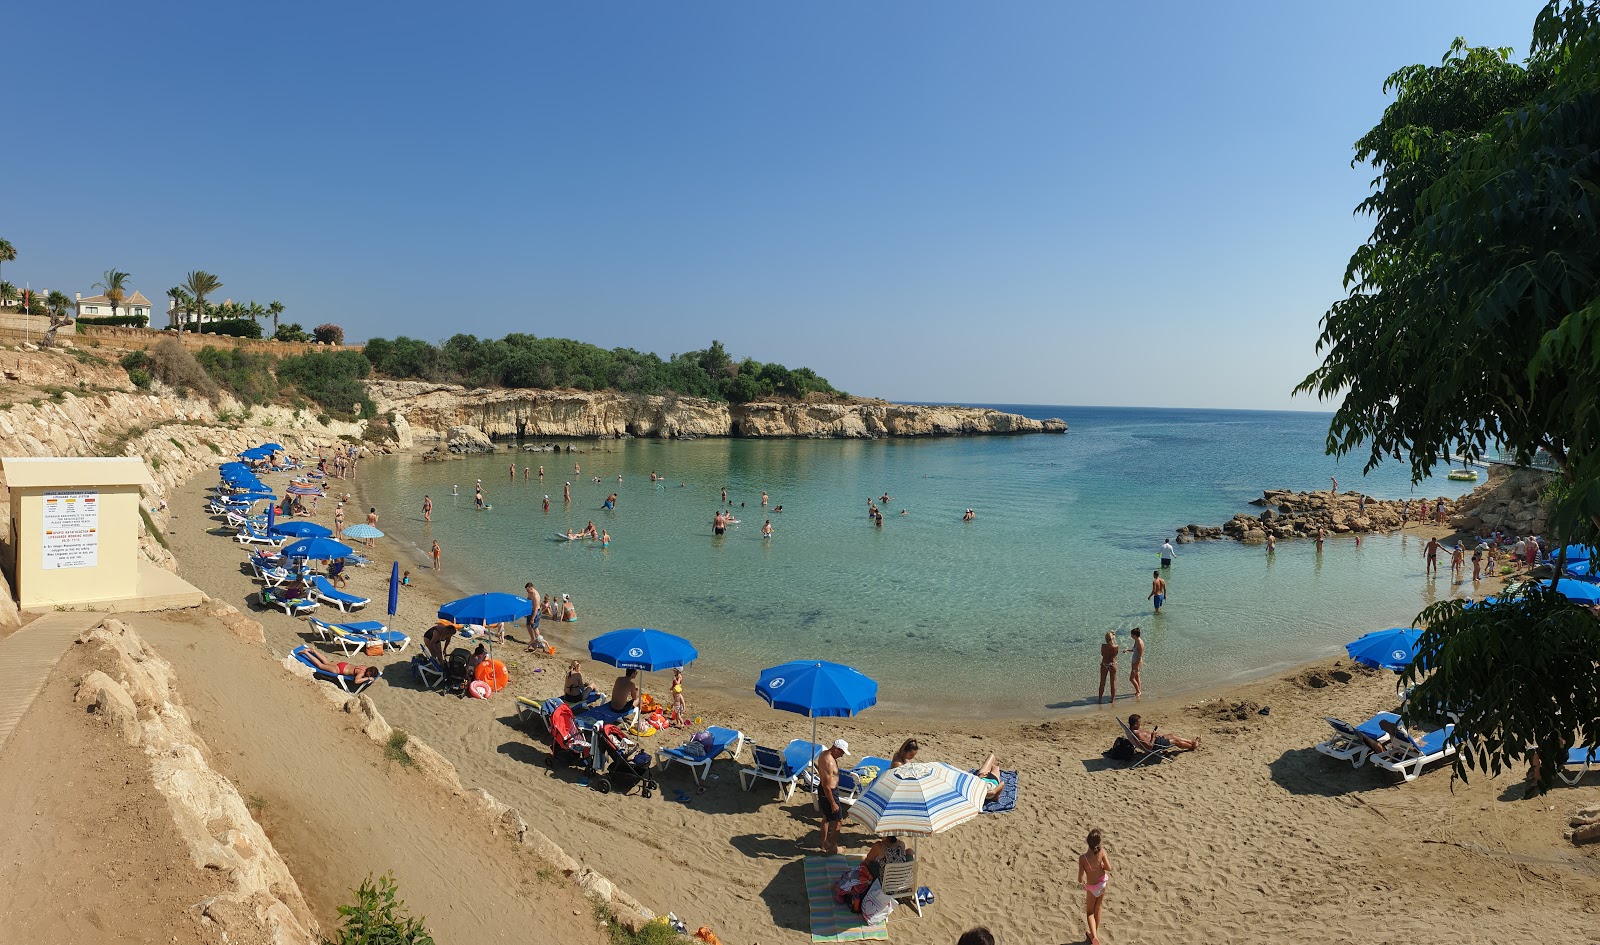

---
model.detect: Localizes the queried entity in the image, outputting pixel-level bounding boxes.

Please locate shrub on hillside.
[313,323,345,345]
[274,322,310,342]
[146,337,221,404]
[197,318,263,339]
[76,314,149,327]
[324,873,434,945]
[278,349,373,417]
[194,346,279,406]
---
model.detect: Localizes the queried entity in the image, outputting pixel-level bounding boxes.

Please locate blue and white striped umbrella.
[847,761,988,837]
[341,524,385,540]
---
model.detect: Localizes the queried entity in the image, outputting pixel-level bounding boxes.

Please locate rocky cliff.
[1449,465,1555,537]
[367,381,1066,444]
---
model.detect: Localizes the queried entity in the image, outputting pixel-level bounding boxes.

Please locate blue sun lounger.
[310,575,371,612]
[739,739,822,798]
[1368,723,1456,782]
[516,692,602,730]
[1314,713,1402,767]
[656,726,746,784]
[291,645,375,694]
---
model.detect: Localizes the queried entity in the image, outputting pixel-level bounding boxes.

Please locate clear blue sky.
[8,1,1545,409]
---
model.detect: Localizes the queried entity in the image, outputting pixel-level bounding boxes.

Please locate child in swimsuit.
[670,668,687,723]
[1077,828,1112,945]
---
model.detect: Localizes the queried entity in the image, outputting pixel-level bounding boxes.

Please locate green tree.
[166,286,194,329]
[0,281,15,310]
[267,300,284,336]
[45,290,72,327]
[0,238,14,289]
[1298,0,1600,792]
[313,323,345,345]
[93,269,132,321]
[275,321,309,342]
[182,270,222,334]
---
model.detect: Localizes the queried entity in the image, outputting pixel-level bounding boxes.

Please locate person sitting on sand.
[890,739,920,768]
[300,647,381,683]
[610,668,640,713]
[974,753,1006,801]
[400,570,413,587]
[1127,714,1200,752]
[423,622,455,664]
[563,661,593,702]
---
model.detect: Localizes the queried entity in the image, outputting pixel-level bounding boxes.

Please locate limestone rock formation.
[1450,466,1554,537]
[1179,488,1457,544]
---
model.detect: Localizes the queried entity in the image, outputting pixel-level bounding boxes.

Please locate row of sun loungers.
[1314,713,1457,782]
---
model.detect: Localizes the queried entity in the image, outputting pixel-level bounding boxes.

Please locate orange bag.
[365,643,384,657]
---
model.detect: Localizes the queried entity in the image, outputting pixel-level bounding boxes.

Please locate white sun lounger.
[1368,724,1456,782]
[1561,747,1597,786]
[1314,713,1402,768]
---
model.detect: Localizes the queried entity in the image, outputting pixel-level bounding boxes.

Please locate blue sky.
[8,1,1546,409]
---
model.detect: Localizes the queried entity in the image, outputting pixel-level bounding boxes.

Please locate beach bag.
[1108,736,1135,761]
[833,864,872,909]
[860,879,896,925]
[364,643,384,657]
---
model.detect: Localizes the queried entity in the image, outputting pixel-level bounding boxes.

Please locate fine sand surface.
[165,469,1600,944]
[119,609,603,945]
[0,640,255,945]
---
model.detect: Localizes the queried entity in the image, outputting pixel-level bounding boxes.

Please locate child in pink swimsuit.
[1077,828,1112,945]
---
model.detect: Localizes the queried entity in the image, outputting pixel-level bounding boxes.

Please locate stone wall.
[77,324,360,357]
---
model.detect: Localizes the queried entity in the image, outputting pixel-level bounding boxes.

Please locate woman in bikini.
[1077,828,1111,945]
[563,661,592,703]
[300,647,381,683]
[1098,631,1120,705]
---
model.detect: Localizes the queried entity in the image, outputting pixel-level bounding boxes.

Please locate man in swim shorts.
[1148,571,1166,613]
[816,739,849,854]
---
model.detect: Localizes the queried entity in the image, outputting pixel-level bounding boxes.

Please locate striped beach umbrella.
[847,761,987,837]
[342,524,384,540]
[286,483,325,497]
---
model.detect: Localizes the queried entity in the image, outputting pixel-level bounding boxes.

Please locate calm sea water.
[358,406,1482,713]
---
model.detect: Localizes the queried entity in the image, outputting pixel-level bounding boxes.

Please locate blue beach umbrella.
[238,447,272,460]
[756,659,879,751]
[387,561,400,619]
[1566,560,1600,582]
[228,491,276,502]
[1540,579,1600,604]
[588,628,698,671]
[1345,628,1423,673]
[438,592,532,626]
[219,462,251,474]
[266,502,275,533]
[280,536,353,560]
[1561,544,1594,563]
[258,442,285,451]
[270,520,332,538]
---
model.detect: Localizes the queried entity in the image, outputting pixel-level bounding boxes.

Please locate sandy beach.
[151,461,1600,945]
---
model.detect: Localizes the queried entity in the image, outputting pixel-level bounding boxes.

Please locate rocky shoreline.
[367,380,1066,449]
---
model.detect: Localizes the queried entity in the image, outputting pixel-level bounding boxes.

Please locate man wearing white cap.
[817,738,850,855]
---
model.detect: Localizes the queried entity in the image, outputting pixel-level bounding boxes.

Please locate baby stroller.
[545,702,594,773]
[590,723,657,798]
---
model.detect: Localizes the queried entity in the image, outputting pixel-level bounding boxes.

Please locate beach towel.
[980,769,1018,814]
[803,855,889,942]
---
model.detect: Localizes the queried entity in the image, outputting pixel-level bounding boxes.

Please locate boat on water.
[1448,469,1479,482]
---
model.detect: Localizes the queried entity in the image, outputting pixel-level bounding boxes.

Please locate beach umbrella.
[270,520,332,538]
[755,660,878,751]
[228,491,276,502]
[387,561,400,618]
[342,523,384,540]
[1566,560,1600,582]
[438,592,532,626]
[1540,579,1600,604]
[258,442,285,451]
[847,761,988,837]
[286,484,325,497]
[1344,627,1423,673]
[266,502,275,533]
[1561,544,1594,563]
[280,536,353,560]
[238,447,272,460]
[219,462,251,474]
[588,628,698,671]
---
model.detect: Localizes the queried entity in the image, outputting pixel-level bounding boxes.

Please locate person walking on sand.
[431,540,441,573]
[1128,628,1144,701]
[1098,631,1119,705]
[1160,539,1175,568]
[815,740,849,855]
[1078,828,1112,945]
[1148,571,1167,613]
[1425,536,1441,573]
[422,494,432,523]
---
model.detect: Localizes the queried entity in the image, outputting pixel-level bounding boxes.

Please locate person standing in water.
[1078,829,1112,945]
[761,491,769,507]
[563,482,571,503]
[1148,571,1167,613]
[1315,527,1325,553]
[509,463,515,482]
[762,519,773,539]
[1160,539,1175,568]
[1425,535,1441,573]
[1097,631,1119,705]
[1266,532,1276,554]
[542,495,550,513]
[1128,628,1144,701]
[538,465,544,481]
[422,495,432,523]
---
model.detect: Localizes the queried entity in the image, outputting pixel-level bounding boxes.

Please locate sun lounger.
[315,620,408,655]
[517,693,603,730]
[309,575,370,612]
[291,645,375,694]
[656,726,746,784]
[1368,723,1456,782]
[412,655,447,689]
[259,587,318,617]
[577,702,640,730]
[834,767,868,806]
[1117,717,1180,768]
[235,524,285,547]
[740,739,822,798]
[1560,747,1597,786]
[1314,713,1402,767]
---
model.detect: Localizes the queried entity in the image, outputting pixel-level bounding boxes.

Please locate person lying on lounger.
[300,647,380,683]
[1358,718,1415,757]
[1127,714,1200,752]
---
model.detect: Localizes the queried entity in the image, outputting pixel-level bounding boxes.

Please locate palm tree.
[246,301,265,325]
[182,270,221,333]
[93,269,132,321]
[267,300,284,337]
[166,287,192,329]
[0,281,15,310]
[45,290,72,327]
[0,239,15,289]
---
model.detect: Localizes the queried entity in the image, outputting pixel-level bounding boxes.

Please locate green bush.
[313,323,346,345]
[77,314,149,327]
[274,322,310,343]
[324,873,434,945]
[120,350,149,371]
[278,349,373,417]
[194,347,279,406]
[196,318,263,339]
[127,368,151,390]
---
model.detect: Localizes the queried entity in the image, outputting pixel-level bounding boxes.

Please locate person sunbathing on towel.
[974,753,1007,801]
[301,648,380,683]
[1127,714,1200,752]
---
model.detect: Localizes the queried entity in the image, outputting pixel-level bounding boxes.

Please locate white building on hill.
[76,290,153,322]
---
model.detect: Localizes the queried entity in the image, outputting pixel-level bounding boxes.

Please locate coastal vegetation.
[324,873,434,945]
[1300,0,1600,792]
[363,334,845,403]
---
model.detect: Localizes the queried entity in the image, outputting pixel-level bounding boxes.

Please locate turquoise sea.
[358,406,1483,714]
